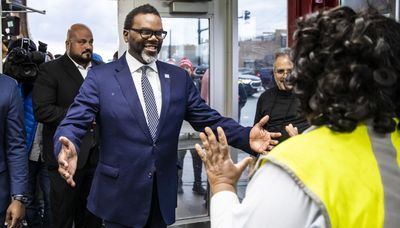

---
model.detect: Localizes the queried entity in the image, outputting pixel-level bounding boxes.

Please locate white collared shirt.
[125,53,162,123]
[67,55,93,79]
[210,163,326,228]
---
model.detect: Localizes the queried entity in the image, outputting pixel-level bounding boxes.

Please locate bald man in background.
[32,23,103,228]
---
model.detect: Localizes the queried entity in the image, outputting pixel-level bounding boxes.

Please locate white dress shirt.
[125,53,162,123]
[210,162,326,228]
[68,55,93,79]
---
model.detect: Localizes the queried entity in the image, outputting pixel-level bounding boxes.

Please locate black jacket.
[254,86,309,142]
[32,54,102,169]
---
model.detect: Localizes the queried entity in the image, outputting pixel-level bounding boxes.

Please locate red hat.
[178,57,193,70]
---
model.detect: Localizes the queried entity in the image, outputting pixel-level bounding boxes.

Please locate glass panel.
[237,0,288,198]
[341,0,395,18]
[160,18,210,221]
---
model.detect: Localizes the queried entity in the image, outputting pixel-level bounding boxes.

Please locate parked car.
[238,73,262,96]
[256,67,274,90]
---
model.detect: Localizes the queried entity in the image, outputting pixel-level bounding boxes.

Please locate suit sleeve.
[184,73,256,156]
[6,82,28,195]
[53,70,99,157]
[33,65,68,126]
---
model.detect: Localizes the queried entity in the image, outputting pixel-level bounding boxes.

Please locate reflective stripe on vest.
[367,124,400,228]
[259,122,400,228]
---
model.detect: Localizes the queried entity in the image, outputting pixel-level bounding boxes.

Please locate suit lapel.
[60,55,84,87]
[114,54,153,141]
[155,61,171,140]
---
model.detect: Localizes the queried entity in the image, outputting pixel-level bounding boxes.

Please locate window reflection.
[238,0,287,126]
[237,0,288,199]
[341,0,395,17]
[161,18,210,221]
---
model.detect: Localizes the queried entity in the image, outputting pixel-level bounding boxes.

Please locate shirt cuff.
[210,191,240,228]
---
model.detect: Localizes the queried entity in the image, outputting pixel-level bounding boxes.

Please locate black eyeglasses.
[127,28,168,40]
[275,68,292,75]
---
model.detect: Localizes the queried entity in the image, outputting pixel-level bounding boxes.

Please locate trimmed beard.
[69,52,92,65]
[141,51,157,64]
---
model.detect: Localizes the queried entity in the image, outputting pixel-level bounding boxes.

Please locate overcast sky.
[26,0,286,62]
[27,0,118,62]
[238,0,287,35]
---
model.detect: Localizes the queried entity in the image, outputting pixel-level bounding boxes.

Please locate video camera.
[4,38,48,83]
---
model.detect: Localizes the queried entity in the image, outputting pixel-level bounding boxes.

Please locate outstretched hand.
[195,127,253,194]
[250,115,281,153]
[58,136,77,187]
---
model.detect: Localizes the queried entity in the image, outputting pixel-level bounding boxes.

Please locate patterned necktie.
[141,66,159,141]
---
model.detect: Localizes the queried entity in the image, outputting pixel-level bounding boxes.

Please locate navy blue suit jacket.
[0,74,28,213]
[54,53,254,227]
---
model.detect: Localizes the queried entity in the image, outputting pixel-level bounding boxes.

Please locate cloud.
[27,0,118,61]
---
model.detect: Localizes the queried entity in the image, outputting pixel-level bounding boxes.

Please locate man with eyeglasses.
[32,23,103,228]
[254,48,309,142]
[52,4,280,228]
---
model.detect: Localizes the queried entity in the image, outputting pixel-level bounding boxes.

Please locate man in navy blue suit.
[0,74,28,228]
[54,4,280,228]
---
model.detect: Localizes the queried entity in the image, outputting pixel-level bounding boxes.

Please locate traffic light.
[244,10,251,20]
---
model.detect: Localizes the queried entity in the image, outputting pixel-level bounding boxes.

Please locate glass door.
[236,0,288,199]
[160,17,210,224]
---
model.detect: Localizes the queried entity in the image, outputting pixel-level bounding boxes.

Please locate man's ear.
[123,30,129,43]
[65,40,70,50]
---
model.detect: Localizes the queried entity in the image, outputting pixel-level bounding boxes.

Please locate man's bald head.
[65,23,94,67]
[66,23,92,41]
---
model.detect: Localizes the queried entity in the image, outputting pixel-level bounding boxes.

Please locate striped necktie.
[141,66,159,141]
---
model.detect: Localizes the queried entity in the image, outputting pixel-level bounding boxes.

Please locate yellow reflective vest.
[260,122,400,228]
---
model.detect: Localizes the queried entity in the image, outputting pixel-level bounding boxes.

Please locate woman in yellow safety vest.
[195,6,400,228]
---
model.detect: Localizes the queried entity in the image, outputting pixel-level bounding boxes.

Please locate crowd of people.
[1,3,399,228]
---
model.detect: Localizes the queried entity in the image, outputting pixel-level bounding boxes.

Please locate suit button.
[148,172,153,178]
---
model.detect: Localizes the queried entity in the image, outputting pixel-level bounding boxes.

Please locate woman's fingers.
[195,143,206,162]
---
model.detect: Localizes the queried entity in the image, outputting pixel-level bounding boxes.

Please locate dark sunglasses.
[127,28,168,40]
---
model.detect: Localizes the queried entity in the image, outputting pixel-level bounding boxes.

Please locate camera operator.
[4,38,52,228]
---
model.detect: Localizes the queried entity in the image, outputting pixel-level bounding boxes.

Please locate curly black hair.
[288,6,400,133]
[124,4,161,30]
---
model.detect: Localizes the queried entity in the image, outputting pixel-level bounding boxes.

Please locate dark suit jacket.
[54,53,255,227]
[33,54,102,170]
[0,75,28,212]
